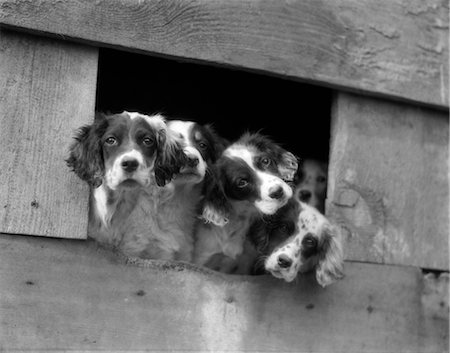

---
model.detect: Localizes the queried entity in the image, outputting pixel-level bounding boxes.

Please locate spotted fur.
[193,132,299,274]
[250,197,344,286]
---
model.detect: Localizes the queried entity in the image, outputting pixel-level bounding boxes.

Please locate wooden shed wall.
[329,93,449,270]
[0,30,97,239]
[0,0,448,109]
[0,233,448,352]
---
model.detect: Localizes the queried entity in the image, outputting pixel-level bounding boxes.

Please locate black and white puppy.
[67,111,187,259]
[249,196,344,287]
[193,132,298,273]
[167,120,227,186]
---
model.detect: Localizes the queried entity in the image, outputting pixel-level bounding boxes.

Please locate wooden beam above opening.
[0,0,448,109]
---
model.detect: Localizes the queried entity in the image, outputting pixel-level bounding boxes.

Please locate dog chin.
[107,177,150,190]
[255,197,288,215]
[174,169,204,184]
[268,268,297,282]
[119,179,142,188]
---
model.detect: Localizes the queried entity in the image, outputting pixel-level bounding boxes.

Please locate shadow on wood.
[0,233,447,352]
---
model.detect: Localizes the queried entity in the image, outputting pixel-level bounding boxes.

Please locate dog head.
[201,132,298,226]
[67,111,187,189]
[167,120,228,185]
[251,198,344,286]
[295,159,328,213]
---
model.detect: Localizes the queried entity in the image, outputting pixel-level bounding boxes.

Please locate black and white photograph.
[0,0,448,352]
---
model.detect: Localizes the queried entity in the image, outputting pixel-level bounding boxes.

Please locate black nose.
[187,155,199,168]
[269,186,284,199]
[299,189,312,201]
[277,254,293,269]
[121,158,139,173]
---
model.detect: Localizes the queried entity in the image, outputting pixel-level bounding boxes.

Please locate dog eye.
[198,141,208,150]
[143,137,154,146]
[302,235,317,248]
[317,176,326,183]
[104,137,117,146]
[261,157,271,167]
[236,178,249,188]
[278,222,292,234]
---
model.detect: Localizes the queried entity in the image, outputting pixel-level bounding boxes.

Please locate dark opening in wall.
[96,48,332,162]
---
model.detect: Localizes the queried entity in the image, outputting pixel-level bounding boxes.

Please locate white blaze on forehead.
[105,148,152,190]
[298,202,327,233]
[118,149,145,164]
[126,112,144,120]
[167,120,194,145]
[224,144,256,167]
[125,111,167,131]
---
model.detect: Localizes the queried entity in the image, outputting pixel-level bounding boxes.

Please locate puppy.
[193,132,298,273]
[250,197,344,286]
[143,119,227,260]
[67,111,188,259]
[295,159,328,213]
[167,120,227,186]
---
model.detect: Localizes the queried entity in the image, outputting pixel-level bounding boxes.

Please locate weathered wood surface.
[422,271,450,353]
[0,30,97,239]
[328,92,449,270]
[0,0,448,109]
[0,233,448,352]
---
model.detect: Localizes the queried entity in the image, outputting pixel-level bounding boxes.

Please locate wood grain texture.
[421,272,449,353]
[328,92,449,270]
[0,30,98,239]
[0,0,448,108]
[0,233,447,352]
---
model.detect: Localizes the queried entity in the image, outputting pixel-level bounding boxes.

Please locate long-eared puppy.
[250,197,344,286]
[67,111,188,258]
[135,119,227,261]
[295,159,328,213]
[167,120,228,186]
[193,132,298,273]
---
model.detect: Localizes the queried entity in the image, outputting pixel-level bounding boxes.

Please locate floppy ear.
[278,151,299,182]
[154,128,188,187]
[315,223,345,287]
[66,112,107,187]
[203,124,229,162]
[201,162,231,227]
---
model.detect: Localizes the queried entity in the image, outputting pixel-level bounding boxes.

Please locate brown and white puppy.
[67,111,188,259]
[137,119,227,261]
[250,197,344,286]
[295,159,328,213]
[193,132,298,274]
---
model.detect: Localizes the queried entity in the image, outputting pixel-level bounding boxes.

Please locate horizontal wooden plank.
[0,30,97,239]
[0,0,448,109]
[0,233,447,352]
[328,92,449,270]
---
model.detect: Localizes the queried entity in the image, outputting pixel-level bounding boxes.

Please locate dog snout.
[269,185,285,200]
[298,189,312,202]
[187,155,199,168]
[121,158,139,173]
[277,254,293,269]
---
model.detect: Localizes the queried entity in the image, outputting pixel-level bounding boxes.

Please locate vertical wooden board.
[328,92,449,270]
[421,272,449,353]
[1,233,447,352]
[0,30,98,238]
